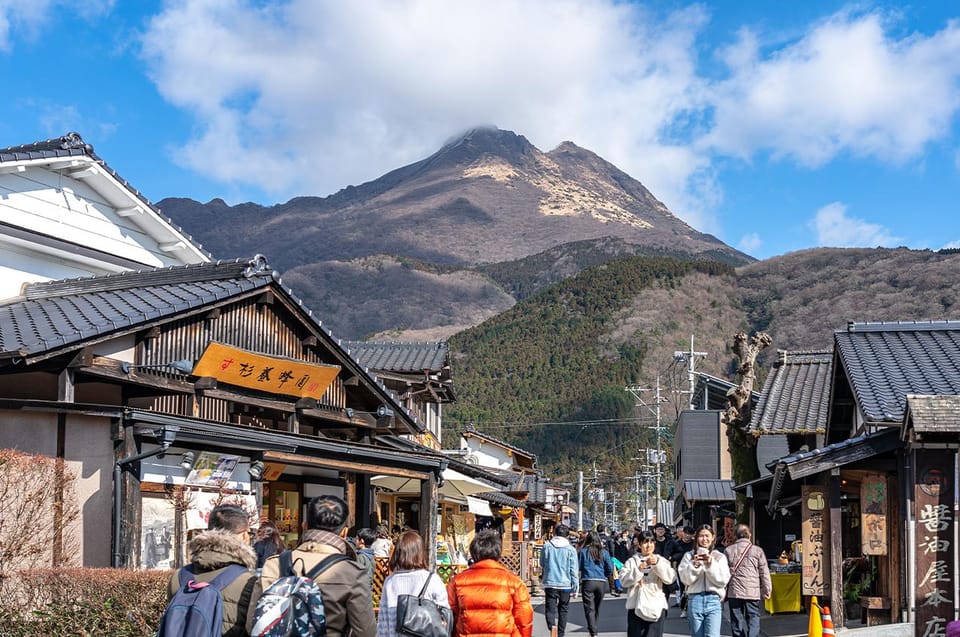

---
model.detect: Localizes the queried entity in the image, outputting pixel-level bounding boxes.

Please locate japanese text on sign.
[801,485,829,596]
[193,342,340,399]
[914,451,955,637]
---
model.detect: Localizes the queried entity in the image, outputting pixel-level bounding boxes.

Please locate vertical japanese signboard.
[914,450,956,637]
[801,485,830,595]
[861,473,887,555]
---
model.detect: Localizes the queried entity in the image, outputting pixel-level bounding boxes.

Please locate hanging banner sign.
[193,341,340,399]
[801,485,829,596]
[860,473,887,555]
[914,450,956,637]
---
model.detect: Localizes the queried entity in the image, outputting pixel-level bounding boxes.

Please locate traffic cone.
[808,596,822,637]
[821,606,835,637]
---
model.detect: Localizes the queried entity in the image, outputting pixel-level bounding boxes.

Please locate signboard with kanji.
[861,473,887,555]
[193,341,340,399]
[914,450,956,637]
[801,485,830,595]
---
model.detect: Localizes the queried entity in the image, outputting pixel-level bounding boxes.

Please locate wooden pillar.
[356,473,372,529]
[829,469,844,627]
[113,424,141,569]
[420,474,438,564]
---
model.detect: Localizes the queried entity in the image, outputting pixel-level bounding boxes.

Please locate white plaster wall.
[463,437,513,470]
[66,415,115,567]
[0,410,114,567]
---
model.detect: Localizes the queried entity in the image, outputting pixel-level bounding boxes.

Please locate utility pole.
[674,334,708,410]
[626,377,669,524]
[578,470,584,531]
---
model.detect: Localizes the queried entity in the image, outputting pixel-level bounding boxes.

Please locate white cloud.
[0,1,114,52]
[136,2,960,245]
[139,0,717,226]
[809,202,901,248]
[737,232,762,255]
[706,11,960,166]
[941,240,960,250]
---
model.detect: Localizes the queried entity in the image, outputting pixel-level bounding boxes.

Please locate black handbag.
[396,572,454,637]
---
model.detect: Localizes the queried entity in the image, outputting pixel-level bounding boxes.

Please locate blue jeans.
[727,598,761,637]
[687,592,723,637]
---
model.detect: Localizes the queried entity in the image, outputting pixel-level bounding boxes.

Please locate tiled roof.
[835,321,960,423]
[461,423,536,464]
[0,132,210,261]
[683,479,735,502]
[748,350,832,435]
[475,491,526,508]
[904,394,960,434]
[772,427,901,480]
[693,372,760,411]
[0,257,273,358]
[345,341,449,373]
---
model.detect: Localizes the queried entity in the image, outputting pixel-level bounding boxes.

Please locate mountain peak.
[434,126,537,166]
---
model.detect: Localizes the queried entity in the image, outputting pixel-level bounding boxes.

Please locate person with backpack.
[161,504,260,637]
[260,495,376,637]
[540,523,578,637]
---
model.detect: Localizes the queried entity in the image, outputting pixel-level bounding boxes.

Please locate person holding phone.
[619,531,676,637]
[678,525,730,637]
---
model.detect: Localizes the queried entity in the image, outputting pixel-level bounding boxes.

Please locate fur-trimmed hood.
[188,529,257,571]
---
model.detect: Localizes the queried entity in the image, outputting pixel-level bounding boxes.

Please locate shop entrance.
[262,481,302,547]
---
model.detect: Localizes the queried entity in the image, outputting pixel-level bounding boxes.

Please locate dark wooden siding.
[143,297,346,419]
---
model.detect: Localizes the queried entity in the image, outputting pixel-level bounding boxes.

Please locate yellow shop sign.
[193,342,340,400]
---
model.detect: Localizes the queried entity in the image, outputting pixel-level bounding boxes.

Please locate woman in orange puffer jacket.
[447,529,534,637]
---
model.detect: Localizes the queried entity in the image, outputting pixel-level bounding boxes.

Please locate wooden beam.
[82,359,194,394]
[0,165,26,175]
[116,206,144,217]
[263,450,431,478]
[57,368,75,403]
[67,347,93,368]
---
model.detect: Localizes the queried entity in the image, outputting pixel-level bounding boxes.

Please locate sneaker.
[680,610,687,618]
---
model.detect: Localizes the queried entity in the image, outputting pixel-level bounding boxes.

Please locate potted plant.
[841,556,875,623]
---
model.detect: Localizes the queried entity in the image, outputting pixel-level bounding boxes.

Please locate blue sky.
[1,1,959,260]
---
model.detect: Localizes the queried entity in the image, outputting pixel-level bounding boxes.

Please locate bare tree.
[0,449,79,575]
[723,331,772,486]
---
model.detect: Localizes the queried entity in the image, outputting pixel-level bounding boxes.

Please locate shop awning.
[683,479,735,502]
[372,468,497,498]
[466,496,494,516]
[125,408,443,476]
[766,427,901,516]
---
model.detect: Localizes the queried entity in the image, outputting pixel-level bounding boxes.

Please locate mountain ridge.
[159,126,751,338]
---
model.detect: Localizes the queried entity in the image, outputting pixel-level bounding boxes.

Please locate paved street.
[529,593,737,637]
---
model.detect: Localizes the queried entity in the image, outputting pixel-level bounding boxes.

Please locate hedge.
[0,568,171,636]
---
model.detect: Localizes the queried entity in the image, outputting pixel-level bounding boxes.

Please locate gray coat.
[723,539,772,601]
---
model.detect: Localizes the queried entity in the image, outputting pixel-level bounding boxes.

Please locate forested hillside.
[445,247,960,482]
[446,256,742,482]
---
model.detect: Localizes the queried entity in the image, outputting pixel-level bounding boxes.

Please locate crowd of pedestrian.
[161,505,769,637]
